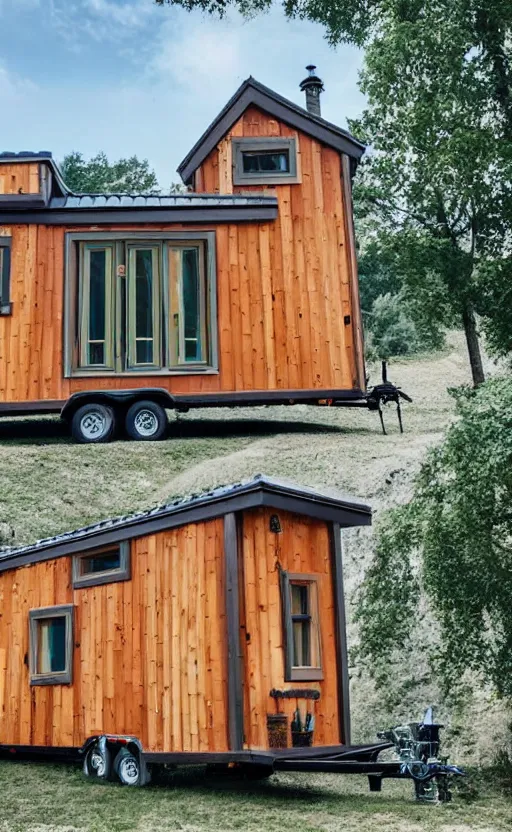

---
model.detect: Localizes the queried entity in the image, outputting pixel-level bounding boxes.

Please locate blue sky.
[0,0,365,188]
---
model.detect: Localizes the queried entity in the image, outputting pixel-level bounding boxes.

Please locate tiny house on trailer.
[0,69,405,443]
[0,475,385,785]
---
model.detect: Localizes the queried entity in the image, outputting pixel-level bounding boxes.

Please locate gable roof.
[177,76,366,185]
[0,475,371,574]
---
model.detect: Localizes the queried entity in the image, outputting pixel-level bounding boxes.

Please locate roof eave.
[177,78,365,185]
[0,479,371,573]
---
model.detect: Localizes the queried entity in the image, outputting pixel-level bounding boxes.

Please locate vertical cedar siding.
[0,518,229,752]
[0,113,362,403]
[240,507,341,750]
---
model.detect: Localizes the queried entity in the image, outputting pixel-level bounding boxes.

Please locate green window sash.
[127,246,161,369]
[79,244,115,369]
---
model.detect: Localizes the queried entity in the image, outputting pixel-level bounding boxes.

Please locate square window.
[0,237,12,315]
[233,138,299,186]
[281,572,323,681]
[72,542,130,589]
[29,605,73,686]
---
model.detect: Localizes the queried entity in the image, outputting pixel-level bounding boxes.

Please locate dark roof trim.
[0,476,371,574]
[0,152,70,197]
[0,202,278,226]
[0,194,47,210]
[178,77,366,184]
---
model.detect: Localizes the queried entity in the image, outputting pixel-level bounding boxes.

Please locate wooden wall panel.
[0,106,363,405]
[0,164,40,195]
[0,518,229,753]
[240,507,340,750]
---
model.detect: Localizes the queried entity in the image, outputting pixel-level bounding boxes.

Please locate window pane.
[242,151,290,174]
[293,620,311,667]
[37,617,66,674]
[182,248,202,362]
[135,250,153,340]
[89,250,106,342]
[291,584,309,615]
[80,550,120,576]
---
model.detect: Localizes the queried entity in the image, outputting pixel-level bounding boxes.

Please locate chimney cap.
[300,65,325,91]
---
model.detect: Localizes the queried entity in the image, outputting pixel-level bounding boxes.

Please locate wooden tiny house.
[0,476,371,782]
[0,69,387,443]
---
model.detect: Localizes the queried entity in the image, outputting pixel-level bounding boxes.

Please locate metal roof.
[0,475,371,573]
[49,193,277,209]
[177,76,366,184]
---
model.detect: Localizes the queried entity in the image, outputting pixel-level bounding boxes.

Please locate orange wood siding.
[0,518,229,752]
[0,107,364,404]
[0,164,40,195]
[240,507,340,750]
[195,106,363,392]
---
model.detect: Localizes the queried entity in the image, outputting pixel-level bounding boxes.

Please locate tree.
[60,151,159,194]
[160,0,512,382]
[356,376,512,699]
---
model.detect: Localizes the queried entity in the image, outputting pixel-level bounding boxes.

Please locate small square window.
[72,542,130,589]
[281,572,323,681]
[233,138,299,186]
[29,605,73,686]
[0,237,12,315]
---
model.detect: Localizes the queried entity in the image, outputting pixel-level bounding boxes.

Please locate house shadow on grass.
[0,414,374,445]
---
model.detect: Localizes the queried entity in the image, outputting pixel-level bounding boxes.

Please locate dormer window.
[233,138,299,186]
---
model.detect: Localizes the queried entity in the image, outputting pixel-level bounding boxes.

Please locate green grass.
[1,334,510,829]
[1,761,511,832]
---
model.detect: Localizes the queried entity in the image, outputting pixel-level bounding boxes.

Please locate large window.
[0,236,12,315]
[233,138,299,186]
[281,572,323,681]
[29,605,74,686]
[72,542,130,589]
[65,232,217,376]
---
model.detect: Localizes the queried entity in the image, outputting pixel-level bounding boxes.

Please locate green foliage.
[60,151,159,194]
[357,376,512,699]
[364,293,419,360]
[477,257,512,359]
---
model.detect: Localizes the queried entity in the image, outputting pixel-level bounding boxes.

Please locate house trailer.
[0,68,403,444]
[0,475,382,784]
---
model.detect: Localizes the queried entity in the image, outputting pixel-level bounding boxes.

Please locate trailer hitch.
[367,361,412,435]
[377,706,465,802]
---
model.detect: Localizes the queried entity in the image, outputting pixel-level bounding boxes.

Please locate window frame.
[29,604,74,686]
[280,571,323,682]
[126,244,162,370]
[78,242,115,370]
[64,231,218,378]
[0,236,12,315]
[168,241,209,367]
[232,137,300,186]
[72,541,130,589]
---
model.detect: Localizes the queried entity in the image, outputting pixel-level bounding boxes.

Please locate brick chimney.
[300,65,324,117]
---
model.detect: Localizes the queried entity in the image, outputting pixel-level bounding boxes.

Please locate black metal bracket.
[366,362,412,435]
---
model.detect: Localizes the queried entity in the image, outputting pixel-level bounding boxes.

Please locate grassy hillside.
[0,333,510,830]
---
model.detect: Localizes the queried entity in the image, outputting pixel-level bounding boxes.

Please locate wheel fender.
[61,389,175,421]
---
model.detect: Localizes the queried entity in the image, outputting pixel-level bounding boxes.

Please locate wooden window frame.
[168,241,209,367]
[0,236,12,315]
[78,242,115,370]
[126,244,161,370]
[72,541,130,589]
[64,231,218,378]
[232,137,300,186]
[29,605,74,686]
[280,571,323,682]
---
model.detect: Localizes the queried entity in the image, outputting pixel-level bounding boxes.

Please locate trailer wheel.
[125,400,167,441]
[83,741,112,780]
[71,403,116,444]
[114,747,145,786]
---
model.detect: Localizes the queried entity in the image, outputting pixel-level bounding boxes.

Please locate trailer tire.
[114,747,146,786]
[71,403,116,444]
[125,400,167,441]
[83,742,112,780]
